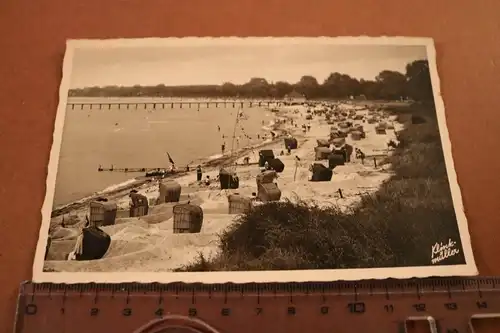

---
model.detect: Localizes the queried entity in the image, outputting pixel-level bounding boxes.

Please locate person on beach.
[217,125,221,132]
[128,189,149,216]
[221,142,226,154]
[308,163,316,180]
[128,190,141,206]
[355,148,366,160]
[204,175,211,186]
[196,165,202,181]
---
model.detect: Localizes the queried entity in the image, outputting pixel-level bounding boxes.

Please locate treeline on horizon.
[68,60,433,102]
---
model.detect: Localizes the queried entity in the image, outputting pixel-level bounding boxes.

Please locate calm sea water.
[52,97,273,207]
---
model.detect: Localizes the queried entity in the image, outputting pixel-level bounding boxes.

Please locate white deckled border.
[32,37,478,284]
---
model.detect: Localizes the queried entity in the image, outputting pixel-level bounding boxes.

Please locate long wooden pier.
[67,100,287,110]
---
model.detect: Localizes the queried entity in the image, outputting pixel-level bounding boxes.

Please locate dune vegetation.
[178,102,466,272]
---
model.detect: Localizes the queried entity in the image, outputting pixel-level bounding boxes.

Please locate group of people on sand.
[217,130,276,155]
[195,164,212,186]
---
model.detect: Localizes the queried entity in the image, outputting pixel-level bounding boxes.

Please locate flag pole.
[293,159,298,181]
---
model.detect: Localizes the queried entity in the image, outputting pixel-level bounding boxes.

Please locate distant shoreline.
[65,96,410,104]
[66,59,432,102]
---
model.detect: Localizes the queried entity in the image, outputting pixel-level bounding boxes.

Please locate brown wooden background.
[1,1,499,332]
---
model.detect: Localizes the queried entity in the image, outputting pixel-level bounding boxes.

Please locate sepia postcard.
[32,37,477,283]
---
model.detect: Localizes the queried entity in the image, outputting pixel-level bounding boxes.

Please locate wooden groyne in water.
[68,100,285,110]
[97,166,168,173]
[97,162,260,173]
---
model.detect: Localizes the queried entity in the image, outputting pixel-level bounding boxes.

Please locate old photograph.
[33,37,477,283]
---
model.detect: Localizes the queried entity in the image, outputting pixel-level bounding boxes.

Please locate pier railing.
[67,100,286,110]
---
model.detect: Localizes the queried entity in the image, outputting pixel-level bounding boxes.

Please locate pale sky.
[69,44,428,88]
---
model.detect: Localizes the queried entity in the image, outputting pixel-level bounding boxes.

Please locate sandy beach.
[44,100,404,273]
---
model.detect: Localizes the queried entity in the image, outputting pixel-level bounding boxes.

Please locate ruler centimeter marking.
[14,277,500,333]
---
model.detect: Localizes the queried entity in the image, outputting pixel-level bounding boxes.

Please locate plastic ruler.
[14,277,500,333]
